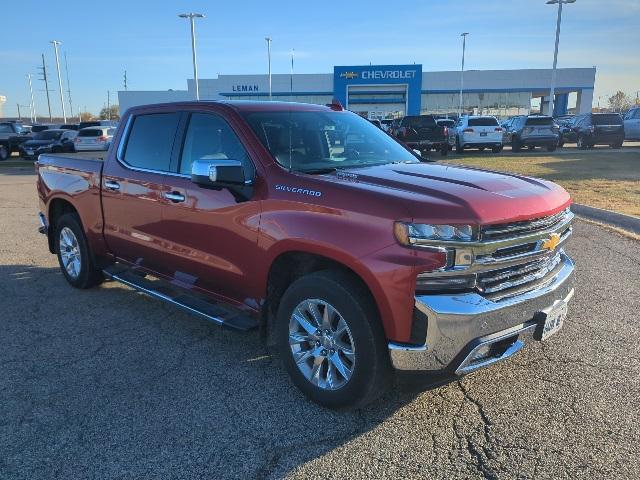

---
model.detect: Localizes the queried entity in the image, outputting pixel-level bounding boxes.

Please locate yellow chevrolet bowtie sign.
[541,233,561,252]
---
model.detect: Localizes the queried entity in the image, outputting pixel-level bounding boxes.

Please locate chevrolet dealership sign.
[361,69,417,80]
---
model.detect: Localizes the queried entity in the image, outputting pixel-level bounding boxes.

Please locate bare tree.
[608,91,632,113]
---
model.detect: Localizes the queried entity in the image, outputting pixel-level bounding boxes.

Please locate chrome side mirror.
[191,159,248,187]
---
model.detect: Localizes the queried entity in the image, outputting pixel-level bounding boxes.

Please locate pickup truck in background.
[0,121,30,160]
[389,114,450,156]
[36,100,575,408]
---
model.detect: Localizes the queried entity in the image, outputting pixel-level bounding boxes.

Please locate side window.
[179,113,254,176]
[122,113,181,172]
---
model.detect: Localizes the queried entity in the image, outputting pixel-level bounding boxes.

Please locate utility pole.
[27,74,37,123]
[546,0,576,116]
[50,40,67,122]
[64,51,74,120]
[107,91,111,120]
[290,49,295,96]
[38,54,53,121]
[124,70,128,91]
[17,104,21,120]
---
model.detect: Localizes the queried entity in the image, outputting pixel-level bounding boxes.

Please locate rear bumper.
[461,141,503,148]
[388,251,575,374]
[520,135,558,146]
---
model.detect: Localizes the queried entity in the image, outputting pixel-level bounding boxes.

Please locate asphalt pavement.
[1,169,639,479]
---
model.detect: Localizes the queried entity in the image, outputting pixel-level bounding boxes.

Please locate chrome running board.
[103,264,258,331]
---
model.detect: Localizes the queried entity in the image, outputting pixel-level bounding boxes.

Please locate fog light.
[470,344,492,361]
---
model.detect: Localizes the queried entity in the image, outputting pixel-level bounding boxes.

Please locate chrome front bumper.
[388,252,575,373]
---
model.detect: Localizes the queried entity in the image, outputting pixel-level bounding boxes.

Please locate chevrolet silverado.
[36,101,575,408]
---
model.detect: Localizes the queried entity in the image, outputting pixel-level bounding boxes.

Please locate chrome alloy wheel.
[59,227,81,279]
[288,299,356,390]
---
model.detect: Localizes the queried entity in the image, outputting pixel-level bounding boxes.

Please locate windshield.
[34,131,62,140]
[242,110,417,172]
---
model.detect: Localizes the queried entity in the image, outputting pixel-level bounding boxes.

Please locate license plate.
[480,132,488,137]
[535,302,568,341]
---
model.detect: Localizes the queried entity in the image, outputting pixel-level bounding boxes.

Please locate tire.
[527,145,535,150]
[546,144,557,152]
[558,141,565,148]
[54,213,103,289]
[491,146,503,153]
[51,146,62,153]
[610,143,623,149]
[440,144,448,156]
[478,147,485,152]
[511,137,522,153]
[0,144,9,161]
[455,137,464,154]
[276,270,391,409]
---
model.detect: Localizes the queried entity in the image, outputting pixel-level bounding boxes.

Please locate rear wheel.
[54,213,103,289]
[491,145,503,153]
[0,144,9,161]
[511,137,522,153]
[440,144,448,156]
[577,136,588,150]
[478,147,485,152]
[546,144,557,152]
[276,270,391,409]
[610,142,623,149]
[455,137,464,154]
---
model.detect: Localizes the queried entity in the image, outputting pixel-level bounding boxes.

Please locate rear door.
[101,110,183,274]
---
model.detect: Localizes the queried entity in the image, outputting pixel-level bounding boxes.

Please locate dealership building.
[118,64,596,119]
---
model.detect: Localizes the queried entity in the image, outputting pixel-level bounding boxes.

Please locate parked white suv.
[74,127,116,151]
[455,116,504,154]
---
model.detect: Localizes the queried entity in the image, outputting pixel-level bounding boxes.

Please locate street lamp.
[265,37,272,100]
[546,0,576,116]
[459,33,469,117]
[178,13,205,100]
[50,40,66,122]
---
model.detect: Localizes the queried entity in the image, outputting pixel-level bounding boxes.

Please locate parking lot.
[1,167,639,479]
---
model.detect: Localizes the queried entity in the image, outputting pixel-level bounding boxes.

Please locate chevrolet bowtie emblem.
[340,71,359,79]
[541,233,561,252]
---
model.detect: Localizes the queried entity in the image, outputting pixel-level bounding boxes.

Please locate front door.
[158,111,263,308]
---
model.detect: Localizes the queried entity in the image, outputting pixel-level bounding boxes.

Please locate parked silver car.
[74,127,116,151]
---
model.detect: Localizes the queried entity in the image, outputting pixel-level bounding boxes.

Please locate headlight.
[394,222,476,245]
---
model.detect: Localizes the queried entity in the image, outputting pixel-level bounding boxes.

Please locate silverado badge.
[541,233,561,252]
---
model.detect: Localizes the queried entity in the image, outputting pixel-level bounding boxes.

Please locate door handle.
[104,180,120,191]
[163,191,186,203]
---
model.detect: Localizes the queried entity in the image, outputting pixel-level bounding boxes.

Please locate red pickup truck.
[36,101,575,408]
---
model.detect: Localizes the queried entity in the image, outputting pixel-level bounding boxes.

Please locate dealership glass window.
[179,113,253,175]
[122,113,181,172]
[421,91,531,118]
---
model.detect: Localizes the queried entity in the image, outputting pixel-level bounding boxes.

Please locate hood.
[318,162,571,225]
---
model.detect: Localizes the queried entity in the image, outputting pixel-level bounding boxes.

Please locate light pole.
[546,0,576,116]
[265,37,272,100]
[178,13,205,100]
[27,74,37,123]
[50,40,66,122]
[459,32,469,117]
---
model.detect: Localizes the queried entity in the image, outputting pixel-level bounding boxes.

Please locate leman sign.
[232,85,259,92]
[361,69,416,80]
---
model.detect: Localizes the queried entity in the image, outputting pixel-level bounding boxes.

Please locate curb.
[571,204,640,235]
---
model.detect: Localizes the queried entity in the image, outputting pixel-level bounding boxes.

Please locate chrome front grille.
[477,252,562,295]
[481,208,572,241]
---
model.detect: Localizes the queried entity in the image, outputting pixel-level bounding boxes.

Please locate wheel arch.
[261,246,390,346]
[47,197,81,254]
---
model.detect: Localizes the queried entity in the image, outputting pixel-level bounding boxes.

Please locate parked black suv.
[502,115,559,152]
[560,113,624,149]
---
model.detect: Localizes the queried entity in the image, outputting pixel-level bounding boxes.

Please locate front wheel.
[455,137,464,154]
[610,142,623,149]
[440,144,448,156]
[546,144,557,152]
[511,138,522,153]
[577,136,588,150]
[54,213,103,289]
[276,270,391,409]
[491,145,503,153]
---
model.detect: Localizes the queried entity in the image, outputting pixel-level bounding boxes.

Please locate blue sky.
[2,0,638,118]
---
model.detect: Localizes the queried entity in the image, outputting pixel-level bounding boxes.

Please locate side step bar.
[103,264,258,331]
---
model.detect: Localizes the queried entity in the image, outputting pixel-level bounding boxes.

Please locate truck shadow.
[1,264,451,479]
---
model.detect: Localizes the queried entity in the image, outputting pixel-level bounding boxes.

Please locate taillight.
[74,138,80,143]
[463,128,474,133]
[443,126,449,136]
[98,136,108,142]
[495,127,503,132]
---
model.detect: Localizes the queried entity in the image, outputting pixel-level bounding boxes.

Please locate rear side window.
[592,114,623,125]
[525,117,553,126]
[468,117,498,127]
[122,113,181,172]
[79,129,103,137]
[179,113,253,175]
